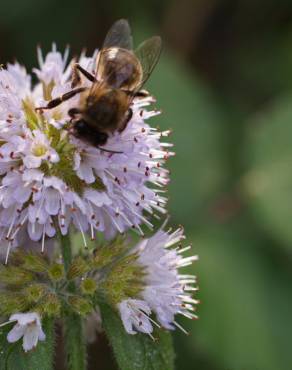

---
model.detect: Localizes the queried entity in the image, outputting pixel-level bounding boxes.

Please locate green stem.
[59,233,87,370]
[59,232,72,273]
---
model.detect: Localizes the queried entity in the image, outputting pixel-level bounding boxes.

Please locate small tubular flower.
[6,312,45,352]
[118,299,153,335]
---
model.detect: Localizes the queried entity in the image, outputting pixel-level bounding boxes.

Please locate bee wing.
[133,36,162,93]
[103,19,133,50]
[92,19,133,89]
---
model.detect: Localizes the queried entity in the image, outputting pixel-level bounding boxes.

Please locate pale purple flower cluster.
[118,224,199,336]
[0,46,172,260]
[0,44,198,349]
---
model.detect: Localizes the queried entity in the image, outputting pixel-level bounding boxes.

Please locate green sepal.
[21,252,48,273]
[92,235,126,269]
[0,265,33,286]
[100,253,145,305]
[22,99,41,131]
[67,256,90,279]
[0,293,28,315]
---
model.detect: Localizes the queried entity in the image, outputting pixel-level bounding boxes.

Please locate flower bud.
[48,263,64,281]
[68,296,92,316]
[80,278,97,295]
[42,293,61,316]
[0,294,27,315]
[92,237,125,269]
[22,252,48,273]
[67,256,89,279]
[24,283,47,303]
[0,266,33,286]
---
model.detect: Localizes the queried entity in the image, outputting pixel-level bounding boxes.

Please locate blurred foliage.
[2,0,292,369]
[244,95,292,249]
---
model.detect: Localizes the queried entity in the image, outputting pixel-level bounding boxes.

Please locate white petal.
[45,189,60,215]
[84,189,112,207]
[22,326,39,352]
[7,324,25,343]
[10,312,40,326]
[49,149,59,163]
[27,222,43,241]
[77,163,95,183]
[13,186,31,203]
[23,155,42,169]
[22,169,44,182]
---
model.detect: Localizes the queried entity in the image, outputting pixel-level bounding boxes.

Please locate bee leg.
[134,89,150,98]
[35,87,87,111]
[97,146,123,154]
[118,108,133,133]
[71,63,96,88]
[123,89,150,98]
[96,133,123,154]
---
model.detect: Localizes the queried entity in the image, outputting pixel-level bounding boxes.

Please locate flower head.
[118,222,199,335]
[0,46,172,260]
[6,312,45,352]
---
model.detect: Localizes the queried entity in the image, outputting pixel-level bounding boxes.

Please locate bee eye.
[74,120,87,135]
[98,132,108,145]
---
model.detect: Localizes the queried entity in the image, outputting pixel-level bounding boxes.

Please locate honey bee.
[36,19,162,153]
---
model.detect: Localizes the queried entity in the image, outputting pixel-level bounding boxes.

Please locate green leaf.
[100,303,175,370]
[0,318,55,370]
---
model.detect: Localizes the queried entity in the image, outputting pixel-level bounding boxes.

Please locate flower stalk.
[59,232,87,370]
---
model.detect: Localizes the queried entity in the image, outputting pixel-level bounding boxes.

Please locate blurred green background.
[2,0,292,369]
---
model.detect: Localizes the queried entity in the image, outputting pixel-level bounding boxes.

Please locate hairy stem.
[59,233,87,370]
[59,232,72,272]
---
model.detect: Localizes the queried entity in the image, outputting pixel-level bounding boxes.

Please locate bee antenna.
[97,146,123,154]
